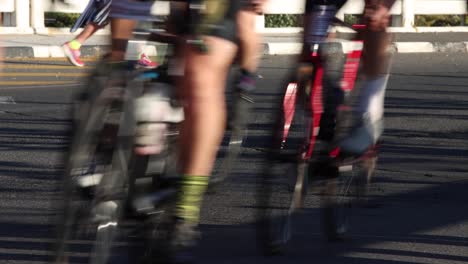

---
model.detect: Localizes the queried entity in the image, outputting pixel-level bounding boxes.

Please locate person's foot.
[339,116,383,155]
[62,42,84,67]
[170,219,200,263]
[136,53,158,69]
[236,73,257,93]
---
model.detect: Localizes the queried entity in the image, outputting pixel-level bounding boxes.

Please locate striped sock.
[176,175,209,224]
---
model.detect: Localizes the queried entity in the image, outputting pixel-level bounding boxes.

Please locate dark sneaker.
[170,220,200,263]
[236,74,257,93]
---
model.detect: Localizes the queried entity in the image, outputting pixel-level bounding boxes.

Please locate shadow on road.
[0,55,467,263]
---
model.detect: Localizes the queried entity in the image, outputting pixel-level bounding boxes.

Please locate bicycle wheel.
[53,72,113,263]
[321,153,376,241]
[54,64,139,264]
[257,68,313,255]
[126,80,183,263]
[128,151,180,264]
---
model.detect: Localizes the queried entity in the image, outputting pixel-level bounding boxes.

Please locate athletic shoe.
[62,42,85,67]
[170,219,200,263]
[236,74,257,93]
[136,53,158,69]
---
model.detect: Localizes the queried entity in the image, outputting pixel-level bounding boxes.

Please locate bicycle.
[256,3,381,254]
[52,14,186,264]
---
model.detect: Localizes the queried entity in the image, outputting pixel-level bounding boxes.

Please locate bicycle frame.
[281,24,365,161]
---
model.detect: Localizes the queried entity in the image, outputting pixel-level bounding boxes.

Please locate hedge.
[45,12,80,27]
[45,12,465,28]
[265,14,465,28]
[415,15,462,27]
[265,14,302,28]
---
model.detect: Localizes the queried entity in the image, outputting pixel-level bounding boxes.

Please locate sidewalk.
[1,32,468,58]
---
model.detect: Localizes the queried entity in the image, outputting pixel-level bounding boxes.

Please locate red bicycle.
[257,4,379,254]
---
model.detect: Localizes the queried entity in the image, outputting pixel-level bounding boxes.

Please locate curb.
[262,41,468,55]
[2,41,468,58]
[2,41,164,59]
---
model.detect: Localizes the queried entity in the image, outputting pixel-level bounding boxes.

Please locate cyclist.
[107,0,266,261]
[171,1,267,260]
[303,0,394,154]
[62,0,157,68]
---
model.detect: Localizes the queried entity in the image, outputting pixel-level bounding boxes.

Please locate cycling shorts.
[110,0,154,20]
[90,0,112,26]
[192,0,243,43]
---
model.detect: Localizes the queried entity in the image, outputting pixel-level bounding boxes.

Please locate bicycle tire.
[321,152,377,241]
[257,68,313,255]
[54,63,140,264]
[53,78,111,264]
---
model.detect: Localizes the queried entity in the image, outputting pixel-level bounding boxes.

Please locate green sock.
[69,39,82,50]
[176,175,209,224]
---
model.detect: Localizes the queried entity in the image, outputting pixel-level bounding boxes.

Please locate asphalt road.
[0,53,467,263]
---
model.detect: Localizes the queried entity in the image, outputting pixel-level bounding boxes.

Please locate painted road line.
[1,64,93,70]
[0,96,16,104]
[0,72,88,77]
[0,81,77,86]
[0,83,81,90]
[1,57,99,62]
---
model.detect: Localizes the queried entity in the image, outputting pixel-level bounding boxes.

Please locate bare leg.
[237,10,261,73]
[109,18,136,62]
[227,8,262,131]
[361,30,391,78]
[174,37,237,228]
[339,2,393,154]
[179,37,238,176]
[74,23,102,44]
[361,0,393,77]
[219,9,262,179]
[359,1,392,123]
[359,29,391,123]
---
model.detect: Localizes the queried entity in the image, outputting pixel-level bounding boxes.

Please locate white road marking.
[0,96,16,104]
